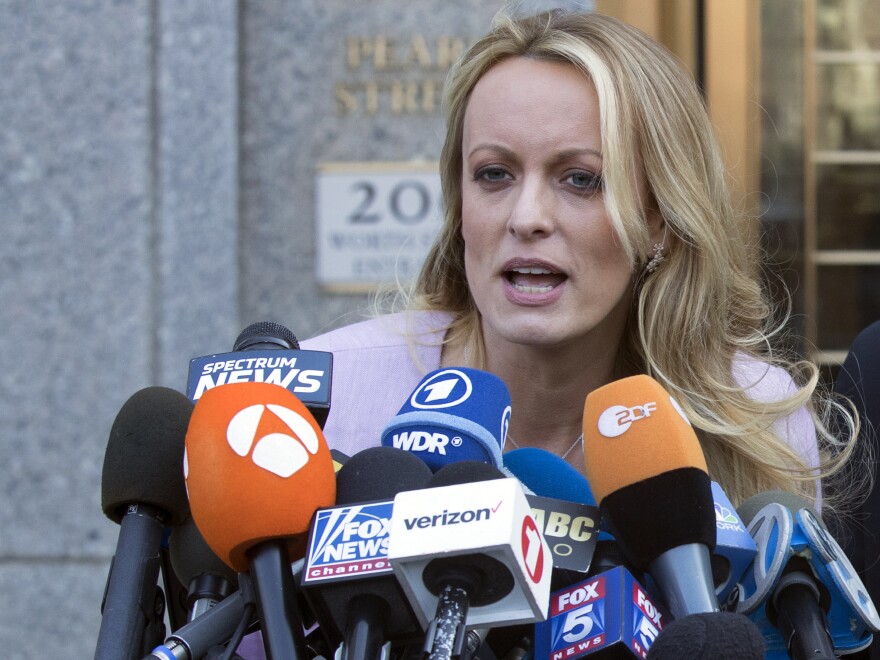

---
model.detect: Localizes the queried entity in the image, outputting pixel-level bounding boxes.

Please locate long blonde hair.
[410,9,857,508]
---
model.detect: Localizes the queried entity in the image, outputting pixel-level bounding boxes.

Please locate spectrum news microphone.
[388,461,552,660]
[96,387,193,660]
[582,374,719,620]
[735,490,880,659]
[380,367,511,471]
[184,381,336,659]
[186,320,333,429]
[300,446,433,660]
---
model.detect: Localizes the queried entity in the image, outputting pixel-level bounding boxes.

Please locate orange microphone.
[583,375,718,618]
[185,381,335,659]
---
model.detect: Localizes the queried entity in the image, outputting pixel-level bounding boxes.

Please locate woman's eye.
[567,170,602,190]
[475,167,510,182]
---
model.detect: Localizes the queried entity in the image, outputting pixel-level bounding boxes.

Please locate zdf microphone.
[381,367,511,471]
[583,374,719,619]
[184,381,336,660]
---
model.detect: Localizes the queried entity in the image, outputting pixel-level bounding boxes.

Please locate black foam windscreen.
[646,611,765,659]
[335,446,433,505]
[600,467,715,570]
[170,516,239,587]
[428,460,506,488]
[101,386,193,525]
[232,320,299,351]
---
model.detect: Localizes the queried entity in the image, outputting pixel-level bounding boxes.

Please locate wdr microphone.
[380,367,511,471]
[186,321,333,428]
[300,446,433,659]
[583,375,719,619]
[185,381,336,660]
[736,490,880,658]
[97,387,193,660]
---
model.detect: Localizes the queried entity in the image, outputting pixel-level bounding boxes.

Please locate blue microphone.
[380,367,511,471]
[735,491,880,659]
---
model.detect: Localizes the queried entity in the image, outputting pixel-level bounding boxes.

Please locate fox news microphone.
[184,381,336,660]
[186,321,333,429]
[380,367,511,471]
[300,446,432,660]
[170,516,239,621]
[388,461,552,660]
[645,611,764,659]
[582,374,719,619]
[736,490,880,659]
[97,387,193,660]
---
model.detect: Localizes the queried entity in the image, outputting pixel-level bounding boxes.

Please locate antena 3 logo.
[226,403,320,478]
[410,369,473,409]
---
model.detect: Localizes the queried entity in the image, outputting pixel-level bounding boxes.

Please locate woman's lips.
[502,263,567,303]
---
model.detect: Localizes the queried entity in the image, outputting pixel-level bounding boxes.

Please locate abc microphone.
[381,367,511,471]
[187,321,333,429]
[97,387,193,660]
[582,375,719,619]
[184,381,336,660]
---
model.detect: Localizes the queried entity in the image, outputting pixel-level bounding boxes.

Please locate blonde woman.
[302,10,855,510]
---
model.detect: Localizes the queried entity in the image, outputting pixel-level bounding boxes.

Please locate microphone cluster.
[94,325,880,660]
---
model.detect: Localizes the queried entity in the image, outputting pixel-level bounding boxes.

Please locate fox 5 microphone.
[97,387,193,660]
[186,321,333,428]
[534,566,670,659]
[184,381,336,660]
[582,375,719,619]
[380,367,511,471]
[735,491,880,659]
[300,446,433,660]
[388,461,552,660]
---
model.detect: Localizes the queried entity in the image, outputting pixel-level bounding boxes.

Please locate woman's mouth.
[505,266,567,293]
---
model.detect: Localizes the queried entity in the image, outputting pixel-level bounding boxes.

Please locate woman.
[303,9,855,509]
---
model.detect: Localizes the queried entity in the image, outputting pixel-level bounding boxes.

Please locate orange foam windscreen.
[582,374,707,503]
[185,382,336,571]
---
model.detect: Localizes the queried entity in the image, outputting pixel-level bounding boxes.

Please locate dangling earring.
[645,242,665,273]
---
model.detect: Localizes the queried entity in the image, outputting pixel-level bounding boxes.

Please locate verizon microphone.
[736,491,880,658]
[169,517,238,621]
[503,448,600,587]
[534,566,669,659]
[645,611,764,659]
[186,321,333,428]
[300,446,432,660]
[388,462,552,659]
[97,387,193,660]
[582,375,719,619]
[380,367,511,471]
[185,381,336,660]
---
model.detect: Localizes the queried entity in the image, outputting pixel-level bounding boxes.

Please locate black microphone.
[645,611,765,659]
[97,387,193,660]
[170,516,239,621]
[300,446,433,660]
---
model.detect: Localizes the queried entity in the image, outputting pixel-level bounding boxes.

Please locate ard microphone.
[300,446,433,660]
[380,367,511,470]
[736,491,880,658]
[185,381,336,660]
[645,611,765,660]
[187,321,333,428]
[389,462,551,660]
[583,375,718,619]
[97,387,193,660]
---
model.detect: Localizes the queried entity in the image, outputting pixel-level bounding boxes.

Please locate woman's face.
[461,56,649,353]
